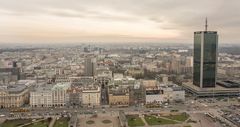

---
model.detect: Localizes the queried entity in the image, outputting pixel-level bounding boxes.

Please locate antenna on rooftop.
[205,17,208,31]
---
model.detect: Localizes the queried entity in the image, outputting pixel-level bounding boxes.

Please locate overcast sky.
[0,0,239,44]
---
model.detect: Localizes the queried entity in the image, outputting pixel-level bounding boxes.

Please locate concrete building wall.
[82,91,101,106]
[30,91,52,107]
[109,94,129,106]
[146,94,164,104]
[52,89,69,106]
[0,89,29,108]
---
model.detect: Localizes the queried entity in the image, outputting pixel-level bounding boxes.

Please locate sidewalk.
[18,118,45,127]
[48,117,56,127]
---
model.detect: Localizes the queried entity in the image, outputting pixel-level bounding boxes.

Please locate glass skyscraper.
[193,30,218,88]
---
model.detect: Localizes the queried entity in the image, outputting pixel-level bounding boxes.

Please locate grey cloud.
[0,0,239,43]
[149,17,164,23]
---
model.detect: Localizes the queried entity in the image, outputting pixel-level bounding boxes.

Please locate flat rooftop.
[217,80,240,88]
[183,82,240,97]
[0,85,28,94]
[109,87,129,95]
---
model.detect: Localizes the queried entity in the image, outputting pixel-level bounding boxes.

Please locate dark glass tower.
[193,19,218,88]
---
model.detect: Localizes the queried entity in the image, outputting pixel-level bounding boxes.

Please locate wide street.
[0,97,239,127]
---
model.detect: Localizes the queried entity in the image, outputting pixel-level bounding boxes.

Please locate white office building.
[52,83,71,106]
[30,85,53,107]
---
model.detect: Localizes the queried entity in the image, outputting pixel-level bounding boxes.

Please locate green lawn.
[1,119,33,127]
[144,115,178,125]
[163,113,189,122]
[86,120,95,124]
[102,119,112,124]
[127,115,145,127]
[25,119,51,127]
[53,117,69,127]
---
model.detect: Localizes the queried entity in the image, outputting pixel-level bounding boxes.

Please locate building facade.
[82,86,101,106]
[145,88,164,104]
[67,87,82,106]
[161,87,185,102]
[84,57,97,76]
[30,85,53,107]
[129,82,145,106]
[52,83,71,106]
[193,25,218,88]
[108,87,129,107]
[0,85,29,108]
[0,67,21,83]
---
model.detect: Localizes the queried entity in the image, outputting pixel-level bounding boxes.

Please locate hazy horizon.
[0,0,239,44]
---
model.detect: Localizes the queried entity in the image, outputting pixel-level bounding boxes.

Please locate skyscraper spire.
[205,17,208,31]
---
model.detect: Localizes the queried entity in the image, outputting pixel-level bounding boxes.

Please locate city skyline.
[0,0,240,44]
[0,1,240,126]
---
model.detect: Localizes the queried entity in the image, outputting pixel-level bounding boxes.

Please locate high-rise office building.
[193,19,218,88]
[84,57,96,76]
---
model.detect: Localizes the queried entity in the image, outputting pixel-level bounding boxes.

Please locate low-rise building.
[156,74,169,84]
[160,85,185,102]
[55,76,70,83]
[0,84,29,108]
[82,86,101,106]
[67,87,82,106]
[30,82,72,107]
[30,84,53,107]
[144,80,185,104]
[113,74,136,87]
[129,81,145,106]
[95,67,112,87]
[108,86,129,107]
[70,76,94,86]
[145,85,164,104]
[52,82,71,106]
